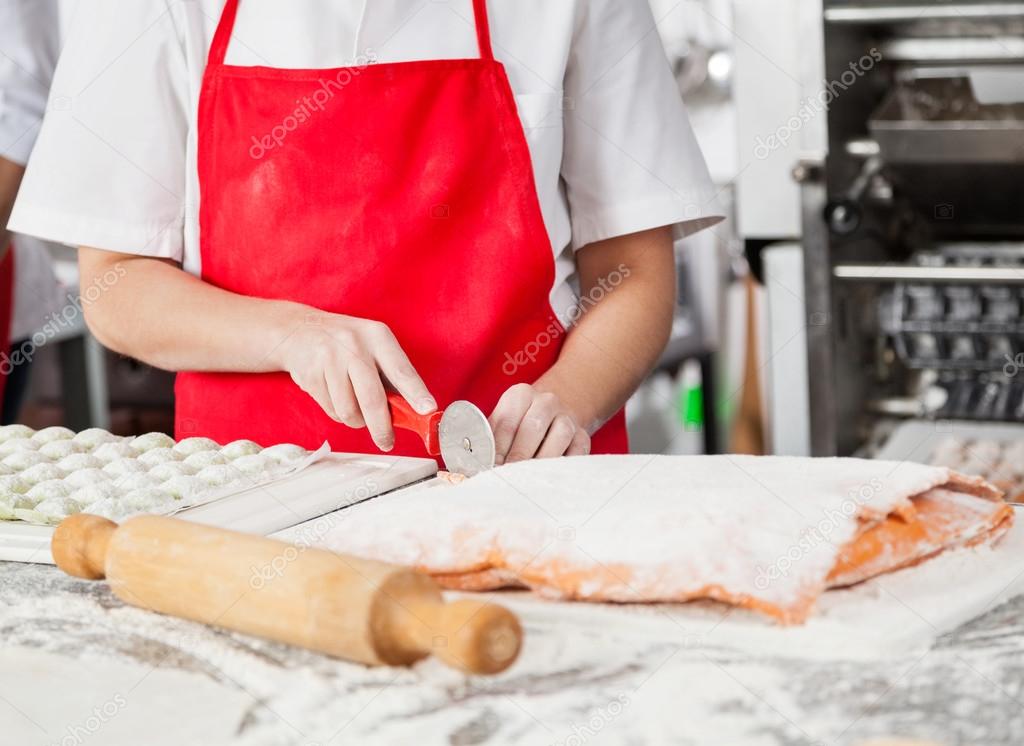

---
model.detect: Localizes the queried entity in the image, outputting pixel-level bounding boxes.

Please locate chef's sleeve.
[0,0,59,166]
[8,0,189,260]
[561,0,724,250]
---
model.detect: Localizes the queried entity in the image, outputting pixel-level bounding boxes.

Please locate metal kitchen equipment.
[797,0,1024,455]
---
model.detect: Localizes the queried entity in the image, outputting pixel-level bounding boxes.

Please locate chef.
[10,0,722,463]
[0,0,63,424]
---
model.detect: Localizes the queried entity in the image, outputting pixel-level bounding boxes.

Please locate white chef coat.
[0,0,63,342]
[10,0,722,322]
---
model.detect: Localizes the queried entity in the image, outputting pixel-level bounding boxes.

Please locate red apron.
[0,247,13,418]
[176,0,629,459]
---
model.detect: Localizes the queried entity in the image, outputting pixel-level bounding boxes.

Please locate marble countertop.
[1,560,1022,746]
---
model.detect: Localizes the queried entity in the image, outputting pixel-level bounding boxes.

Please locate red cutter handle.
[387,393,443,456]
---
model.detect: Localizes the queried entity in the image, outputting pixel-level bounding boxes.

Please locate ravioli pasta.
[0,425,312,526]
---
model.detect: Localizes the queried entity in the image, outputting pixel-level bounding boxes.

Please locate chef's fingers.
[348,360,394,451]
[535,415,578,459]
[374,332,436,415]
[325,368,365,429]
[489,384,534,465]
[505,394,559,463]
[566,428,591,457]
[290,370,341,423]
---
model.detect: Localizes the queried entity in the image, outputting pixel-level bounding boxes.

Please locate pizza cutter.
[387,393,496,477]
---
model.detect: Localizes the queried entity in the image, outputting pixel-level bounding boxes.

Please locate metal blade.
[438,401,496,477]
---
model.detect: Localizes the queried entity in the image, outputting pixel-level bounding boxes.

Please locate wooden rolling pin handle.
[51,514,523,676]
[390,597,523,676]
[52,513,116,580]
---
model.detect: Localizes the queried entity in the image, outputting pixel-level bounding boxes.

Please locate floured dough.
[0,426,316,526]
[436,471,468,485]
[2,451,49,470]
[103,458,148,477]
[263,443,309,465]
[111,473,161,492]
[35,496,82,520]
[63,468,112,489]
[319,455,1013,624]
[69,482,120,506]
[137,447,184,466]
[92,441,140,463]
[0,424,34,442]
[173,437,221,456]
[184,451,229,470]
[38,440,85,460]
[0,492,34,518]
[0,491,31,507]
[0,438,40,455]
[0,475,29,498]
[161,475,205,500]
[195,464,241,487]
[31,426,75,443]
[148,462,198,480]
[26,479,72,502]
[84,497,132,521]
[56,453,104,472]
[231,454,271,476]
[72,428,122,448]
[120,488,176,511]
[131,432,177,452]
[222,439,262,459]
[19,463,66,486]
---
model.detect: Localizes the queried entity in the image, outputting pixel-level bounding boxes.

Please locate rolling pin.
[52,514,522,675]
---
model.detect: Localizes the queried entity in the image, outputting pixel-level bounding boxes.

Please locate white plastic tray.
[0,453,437,565]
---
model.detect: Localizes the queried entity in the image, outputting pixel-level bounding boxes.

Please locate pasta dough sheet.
[317,455,1012,624]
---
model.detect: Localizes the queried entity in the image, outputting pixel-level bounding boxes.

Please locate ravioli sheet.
[318,455,1013,624]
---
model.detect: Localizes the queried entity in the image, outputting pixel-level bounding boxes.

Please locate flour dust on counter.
[4,559,1024,745]
[0,647,251,746]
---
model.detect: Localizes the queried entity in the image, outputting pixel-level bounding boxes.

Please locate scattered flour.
[0,647,250,746]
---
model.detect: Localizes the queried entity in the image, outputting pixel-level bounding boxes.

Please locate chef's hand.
[489,383,591,463]
[280,312,436,451]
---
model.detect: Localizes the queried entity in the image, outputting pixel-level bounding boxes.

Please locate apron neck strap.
[208,0,495,67]
[208,0,240,68]
[472,0,495,61]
